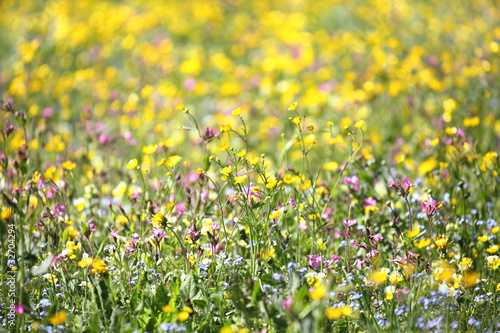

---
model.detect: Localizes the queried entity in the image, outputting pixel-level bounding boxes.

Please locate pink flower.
[354,258,365,270]
[283,296,294,309]
[110,230,119,238]
[366,249,379,258]
[372,234,383,242]
[363,197,376,208]
[421,196,441,216]
[344,175,359,192]
[330,255,341,263]
[343,217,356,226]
[306,254,322,269]
[15,303,24,314]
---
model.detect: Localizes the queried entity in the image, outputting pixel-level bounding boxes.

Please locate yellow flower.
[142,144,157,154]
[395,154,405,164]
[249,156,260,165]
[300,180,311,190]
[157,158,166,166]
[219,142,230,151]
[152,212,166,228]
[262,247,275,260]
[460,257,472,270]
[232,107,241,116]
[220,166,232,176]
[291,116,300,125]
[325,307,341,320]
[406,228,420,238]
[389,273,403,285]
[269,210,281,219]
[1,208,14,220]
[323,161,338,171]
[236,149,246,157]
[91,259,108,274]
[308,284,326,300]
[49,311,67,325]
[288,102,297,111]
[354,120,364,128]
[196,168,203,174]
[433,235,449,250]
[385,286,395,300]
[478,235,489,242]
[177,311,189,321]
[62,160,76,171]
[491,227,500,234]
[126,159,138,169]
[368,268,388,285]
[78,257,93,268]
[487,256,500,270]
[162,305,171,313]
[234,175,247,184]
[486,245,499,254]
[176,102,185,111]
[166,155,182,167]
[117,215,128,224]
[44,166,56,180]
[220,123,231,132]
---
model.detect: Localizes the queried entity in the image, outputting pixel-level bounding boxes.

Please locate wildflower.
[236,149,246,157]
[325,307,341,320]
[414,238,431,249]
[288,102,297,111]
[142,144,157,154]
[306,255,322,269]
[395,154,405,164]
[162,305,171,313]
[343,217,356,226]
[269,210,281,219]
[459,257,472,270]
[234,175,247,184]
[421,196,442,216]
[91,259,108,274]
[1,208,14,220]
[406,228,420,238]
[62,160,76,171]
[308,284,326,300]
[487,256,500,270]
[176,102,185,111]
[219,142,230,151]
[126,159,138,169]
[477,235,488,242]
[78,257,93,268]
[389,178,414,198]
[249,156,260,165]
[262,247,275,260]
[49,311,67,325]
[166,155,182,167]
[354,120,364,128]
[300,180,311,190]
[433,235,449,250]
[385,285,396,300]
[232,107,241,116]
[486,245,499,253]
[368,268,388,285]
[291,116,300,125]
[177,311,189,321]
[152,212,167,228]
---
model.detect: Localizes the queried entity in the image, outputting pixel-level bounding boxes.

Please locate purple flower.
[306,254,322,269]
[363,197,376,207]
[344,175,359,192]
[110,230,119,238]
[330,255,341,263]
[421,196,442,216]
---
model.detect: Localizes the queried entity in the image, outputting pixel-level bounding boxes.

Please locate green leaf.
[179,274,203,302]
[31,255,54,276]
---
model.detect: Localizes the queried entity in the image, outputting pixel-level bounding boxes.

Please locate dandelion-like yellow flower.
[91,258,108,274]
[1,208,14,220]
[288,102,297,111]
[49,311,67,325]
[433,235,449,250]
[486,245,499,253]
[477,235,488,242]
[232,107,241,116]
